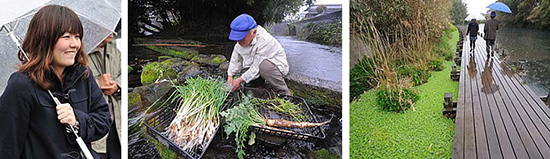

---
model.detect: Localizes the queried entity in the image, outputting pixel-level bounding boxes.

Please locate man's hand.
[227,76,233,85]
[98,74,112,87]
[99,74,118,96]
[229,77,244,91]
[56,103,77,126]
[101,81,118,96]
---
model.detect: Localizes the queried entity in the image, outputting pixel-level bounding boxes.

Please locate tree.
[129,0,313,37]
[450,0,468,24]
[497,0,550,29]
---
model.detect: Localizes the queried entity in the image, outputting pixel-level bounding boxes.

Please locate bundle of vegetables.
[162,77,230,152]
[221,92,331,159]
[261,98,309,122]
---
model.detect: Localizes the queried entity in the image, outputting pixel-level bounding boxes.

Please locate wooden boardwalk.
[452,37,550,159]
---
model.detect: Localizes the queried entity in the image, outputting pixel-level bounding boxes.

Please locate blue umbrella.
[487,2,512,13]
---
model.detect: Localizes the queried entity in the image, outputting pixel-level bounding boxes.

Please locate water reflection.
[481,58,499,94]
[458,24,550,96]
[498,55,515,77]
[468,53,477,78]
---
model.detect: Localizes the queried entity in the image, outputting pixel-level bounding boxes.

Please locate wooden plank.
[452,40,467,159]
[504,62,550,149]
[463,42,477,159]
[474,53,508,158]
[452,36,550,158]
[471,50,498,159]
[487,51,545,158]
[476,45,508,158]
[501,66,550,157]
[485,48,529,159]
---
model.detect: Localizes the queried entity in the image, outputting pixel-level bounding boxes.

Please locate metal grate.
[237,87,326,141]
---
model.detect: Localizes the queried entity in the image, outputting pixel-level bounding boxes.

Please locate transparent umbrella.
[0,0,121,92]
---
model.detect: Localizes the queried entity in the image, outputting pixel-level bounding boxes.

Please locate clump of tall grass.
[350,0,452,111]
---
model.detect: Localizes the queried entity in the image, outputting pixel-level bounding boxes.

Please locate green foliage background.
[129,0,313,37]
[497,0,550,29]
[451,0,468,24]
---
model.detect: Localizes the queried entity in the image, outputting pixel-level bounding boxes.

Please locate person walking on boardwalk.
[484,11,500,58]
[0,5,111,158]
[226,13,291,96]
[466,18,479,52]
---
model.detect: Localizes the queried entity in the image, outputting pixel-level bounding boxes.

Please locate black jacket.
[0,65,110,159]
[467,22,479,37]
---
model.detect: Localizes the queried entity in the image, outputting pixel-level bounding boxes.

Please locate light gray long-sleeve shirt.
[227,26,289,83]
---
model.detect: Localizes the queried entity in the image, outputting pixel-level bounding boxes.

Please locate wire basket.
[145,92,235,159]
[236,87,326,141]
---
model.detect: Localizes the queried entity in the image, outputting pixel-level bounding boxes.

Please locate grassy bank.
[350,27,459,158]
[350,60,458,158]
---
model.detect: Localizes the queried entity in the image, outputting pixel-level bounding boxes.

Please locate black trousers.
[486,39,495,55]
[107,121,120,159]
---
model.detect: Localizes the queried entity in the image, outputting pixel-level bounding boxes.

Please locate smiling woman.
[51,32,82,79]
[0,5,111,159]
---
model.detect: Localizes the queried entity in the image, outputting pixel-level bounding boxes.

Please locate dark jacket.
[0,65,110,159]
[484,18,500,40]
[466,22,479,37]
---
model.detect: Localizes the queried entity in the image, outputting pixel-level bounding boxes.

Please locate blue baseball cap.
[490,11,496,17]
[229,14,257,41]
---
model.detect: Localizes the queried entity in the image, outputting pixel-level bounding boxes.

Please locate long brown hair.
[18,5,89,89]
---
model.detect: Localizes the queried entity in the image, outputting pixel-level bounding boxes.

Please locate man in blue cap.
[227,14,291,95]
[484,11,499,58]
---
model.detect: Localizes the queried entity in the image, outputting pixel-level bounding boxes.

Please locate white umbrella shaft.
[5,25,29,61]
[75,136,93,159]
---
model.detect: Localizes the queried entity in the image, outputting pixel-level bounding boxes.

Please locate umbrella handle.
[48,90,93,159]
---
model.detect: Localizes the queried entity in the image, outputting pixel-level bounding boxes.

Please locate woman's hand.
[56,103,77,126]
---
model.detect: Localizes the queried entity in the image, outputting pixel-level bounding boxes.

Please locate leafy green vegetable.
[220,92,265,159]
[261,98,308,122]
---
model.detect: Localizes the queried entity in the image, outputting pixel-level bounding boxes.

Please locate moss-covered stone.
[141,62,159,85]
[128,92,142,109]
[141,61,177,85]
[158,56,172,61]
[145,45,198,60]
[190,55,199,62]
[210,57,225,64]
[218,61,229,71]
[286,80,341,107]
[144,133,178,159]
[195,54,210,64]
[161,59,173,64]
[309,149,340,159]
